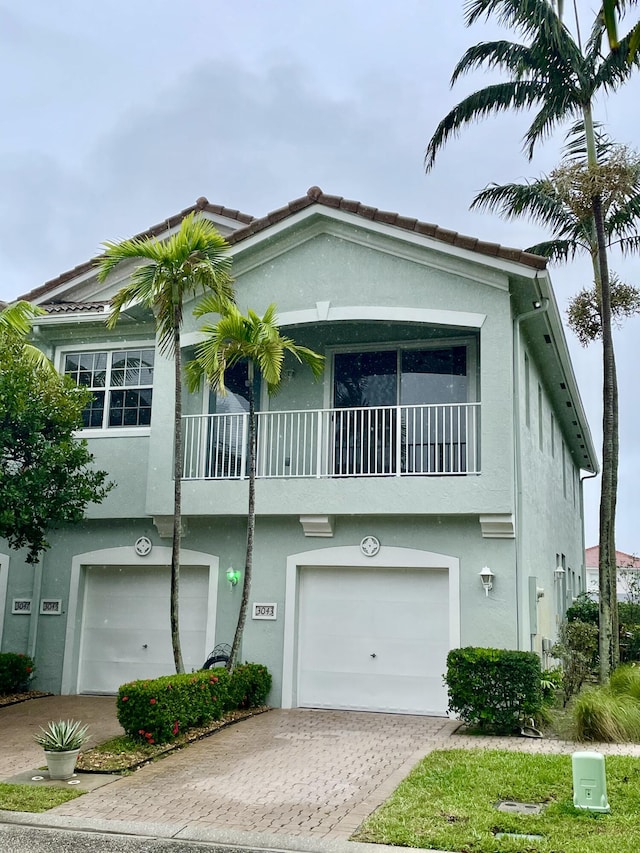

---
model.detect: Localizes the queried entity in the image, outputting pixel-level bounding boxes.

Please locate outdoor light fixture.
[479,566,494,597]
[226,567,240,587]
[554,563,566,581]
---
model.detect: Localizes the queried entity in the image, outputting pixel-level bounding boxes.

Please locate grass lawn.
[353,749,640,853]
[0,782,83,813]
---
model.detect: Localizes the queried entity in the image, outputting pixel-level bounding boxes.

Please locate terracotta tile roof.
[226,186,549,271]
[42,301,109,314]
[19,197,255,303]
[20,187,548,304]
[585,546,640,568]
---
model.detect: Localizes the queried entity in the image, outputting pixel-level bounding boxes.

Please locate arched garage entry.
[282,545,460,716]
[61,546,218,694]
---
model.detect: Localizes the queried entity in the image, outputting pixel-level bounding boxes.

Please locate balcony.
[182,403,480,481]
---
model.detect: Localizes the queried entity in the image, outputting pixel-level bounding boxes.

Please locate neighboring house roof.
[19,187,548,307]
[585,546,640,568]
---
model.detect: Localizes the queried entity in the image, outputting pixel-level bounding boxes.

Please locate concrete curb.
[0,811,451,853]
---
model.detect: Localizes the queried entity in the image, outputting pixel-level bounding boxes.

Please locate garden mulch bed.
[0,691,52,708]
[76,705,271,773]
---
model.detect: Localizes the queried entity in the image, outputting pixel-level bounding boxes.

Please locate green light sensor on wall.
[226,567,240,587]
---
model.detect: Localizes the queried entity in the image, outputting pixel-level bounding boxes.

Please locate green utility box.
[572,751,611,813]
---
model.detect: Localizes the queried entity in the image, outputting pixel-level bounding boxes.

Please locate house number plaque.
[252,603,277,620]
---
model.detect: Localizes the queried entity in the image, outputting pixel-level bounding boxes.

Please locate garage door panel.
[300,671,447,715]
[297,566,450,715]
[78,564,209,693]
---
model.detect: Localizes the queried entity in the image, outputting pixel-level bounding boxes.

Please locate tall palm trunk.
[228,361,256,670]
[171,308,185,674]
[583,103,620,677]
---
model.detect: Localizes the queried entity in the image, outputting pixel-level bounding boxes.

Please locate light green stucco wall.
[2,512,518,699]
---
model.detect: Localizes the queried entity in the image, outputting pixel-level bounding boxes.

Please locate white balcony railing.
[182,403,480,480]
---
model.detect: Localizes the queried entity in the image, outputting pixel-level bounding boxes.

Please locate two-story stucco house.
[0,187,597,715]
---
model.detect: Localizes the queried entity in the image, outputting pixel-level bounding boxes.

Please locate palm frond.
[0,300,46,336]
[425,80,539,171]
[595,27,640,90]
[616,235,640,255]
[525,238,581,262]
[451,40,534,84]
[606,193,640,239]
[470,180,575,233]
[464,0,564,42]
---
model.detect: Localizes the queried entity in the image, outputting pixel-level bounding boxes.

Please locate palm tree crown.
[100,212,234,341]
[425,0,637,171]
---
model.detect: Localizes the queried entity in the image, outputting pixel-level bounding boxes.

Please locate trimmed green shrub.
[446,647,542,733]
[117,669,232,744]
[229,663,272,709]
[0,652,35,694]
[566,592,599,625]
[572,688,640,742]
[116,662,271,744]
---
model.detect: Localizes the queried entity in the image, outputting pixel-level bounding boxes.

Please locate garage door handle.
[142,644,148,649]
[370,653,377,659]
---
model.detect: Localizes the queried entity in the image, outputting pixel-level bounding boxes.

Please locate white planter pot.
[44,748,80,780]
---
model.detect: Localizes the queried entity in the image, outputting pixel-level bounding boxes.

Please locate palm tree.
[0,300,54,372]
[98,213,234,674]
[187,300,324,669]
[425,0,640,680]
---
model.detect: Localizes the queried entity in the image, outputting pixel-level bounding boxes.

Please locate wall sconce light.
[554,564,565,581]
[226,567,240,587]
[479,566,494,597]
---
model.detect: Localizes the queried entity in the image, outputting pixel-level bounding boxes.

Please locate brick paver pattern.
[47,709,453,837]
[8,703,640,839]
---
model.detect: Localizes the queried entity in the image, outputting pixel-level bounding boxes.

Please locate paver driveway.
[48,709,455,838]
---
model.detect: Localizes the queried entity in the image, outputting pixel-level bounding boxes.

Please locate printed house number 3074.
[252,603,277,620]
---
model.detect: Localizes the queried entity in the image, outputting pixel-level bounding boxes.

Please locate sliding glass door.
[333,344,474,475]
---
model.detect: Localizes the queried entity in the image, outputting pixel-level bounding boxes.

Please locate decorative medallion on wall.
[360,535,380,557]
[134,536,153,557]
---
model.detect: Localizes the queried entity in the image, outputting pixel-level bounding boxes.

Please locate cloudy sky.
[1,1,639,551]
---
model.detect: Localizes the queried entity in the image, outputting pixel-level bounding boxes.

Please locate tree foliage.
[0,337,111,562]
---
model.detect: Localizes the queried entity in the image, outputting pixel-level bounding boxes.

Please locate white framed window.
[63,348,155,429]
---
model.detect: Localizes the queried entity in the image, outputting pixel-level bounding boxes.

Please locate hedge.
[446,647,542,733]
[0,652,35,694]
[116,662,271,744]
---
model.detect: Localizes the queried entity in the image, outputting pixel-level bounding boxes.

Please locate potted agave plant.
[34,719,90,780]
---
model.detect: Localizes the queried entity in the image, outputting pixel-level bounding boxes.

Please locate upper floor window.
[64,349,154,429]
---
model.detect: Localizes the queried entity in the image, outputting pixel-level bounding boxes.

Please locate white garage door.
[297,566,449,715]
[78,564,209,693]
